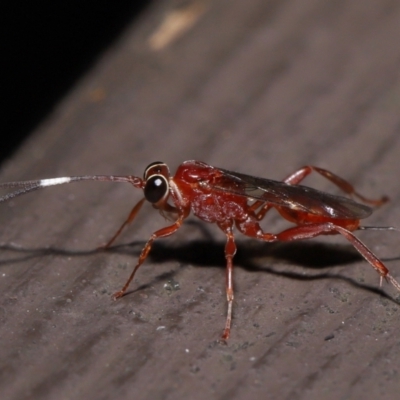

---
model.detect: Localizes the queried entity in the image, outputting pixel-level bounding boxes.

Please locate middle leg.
[218,220,237,340]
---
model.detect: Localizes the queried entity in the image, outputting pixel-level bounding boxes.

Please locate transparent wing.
[210,168,372,219]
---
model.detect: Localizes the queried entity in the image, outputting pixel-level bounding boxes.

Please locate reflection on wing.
[211,169,372,219]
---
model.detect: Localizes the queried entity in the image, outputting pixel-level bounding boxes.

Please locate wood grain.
[1,1,400,399]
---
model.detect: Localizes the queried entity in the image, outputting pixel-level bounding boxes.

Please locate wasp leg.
[236,219,400,292]
[99,198,146,249]
[282,166,388,206]
[250,166,387,225]
[113,211,187,299]
[217,220,237,340]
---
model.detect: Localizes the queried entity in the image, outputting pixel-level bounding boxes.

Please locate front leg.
[100,198,146,249]
[113,212,187,299]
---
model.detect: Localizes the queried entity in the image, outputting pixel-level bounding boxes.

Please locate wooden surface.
[2,1,400,399]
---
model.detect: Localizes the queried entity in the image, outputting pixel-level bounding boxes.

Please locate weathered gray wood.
[1,1,400,399]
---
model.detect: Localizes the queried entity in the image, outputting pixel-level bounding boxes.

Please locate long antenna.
[0,175,143,203]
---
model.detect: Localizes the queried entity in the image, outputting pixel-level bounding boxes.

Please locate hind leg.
[251,166,388,223]
[236,219,400,291]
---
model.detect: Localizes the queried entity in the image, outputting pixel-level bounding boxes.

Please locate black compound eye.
[144,175,168,203]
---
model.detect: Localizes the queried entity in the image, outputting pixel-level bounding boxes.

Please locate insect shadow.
[147,239,400,300]
[1,235,399,302]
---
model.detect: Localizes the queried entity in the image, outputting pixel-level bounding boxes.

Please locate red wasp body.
[1,160,399,339]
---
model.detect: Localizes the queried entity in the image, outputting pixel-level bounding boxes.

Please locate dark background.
[1,1,150,161]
